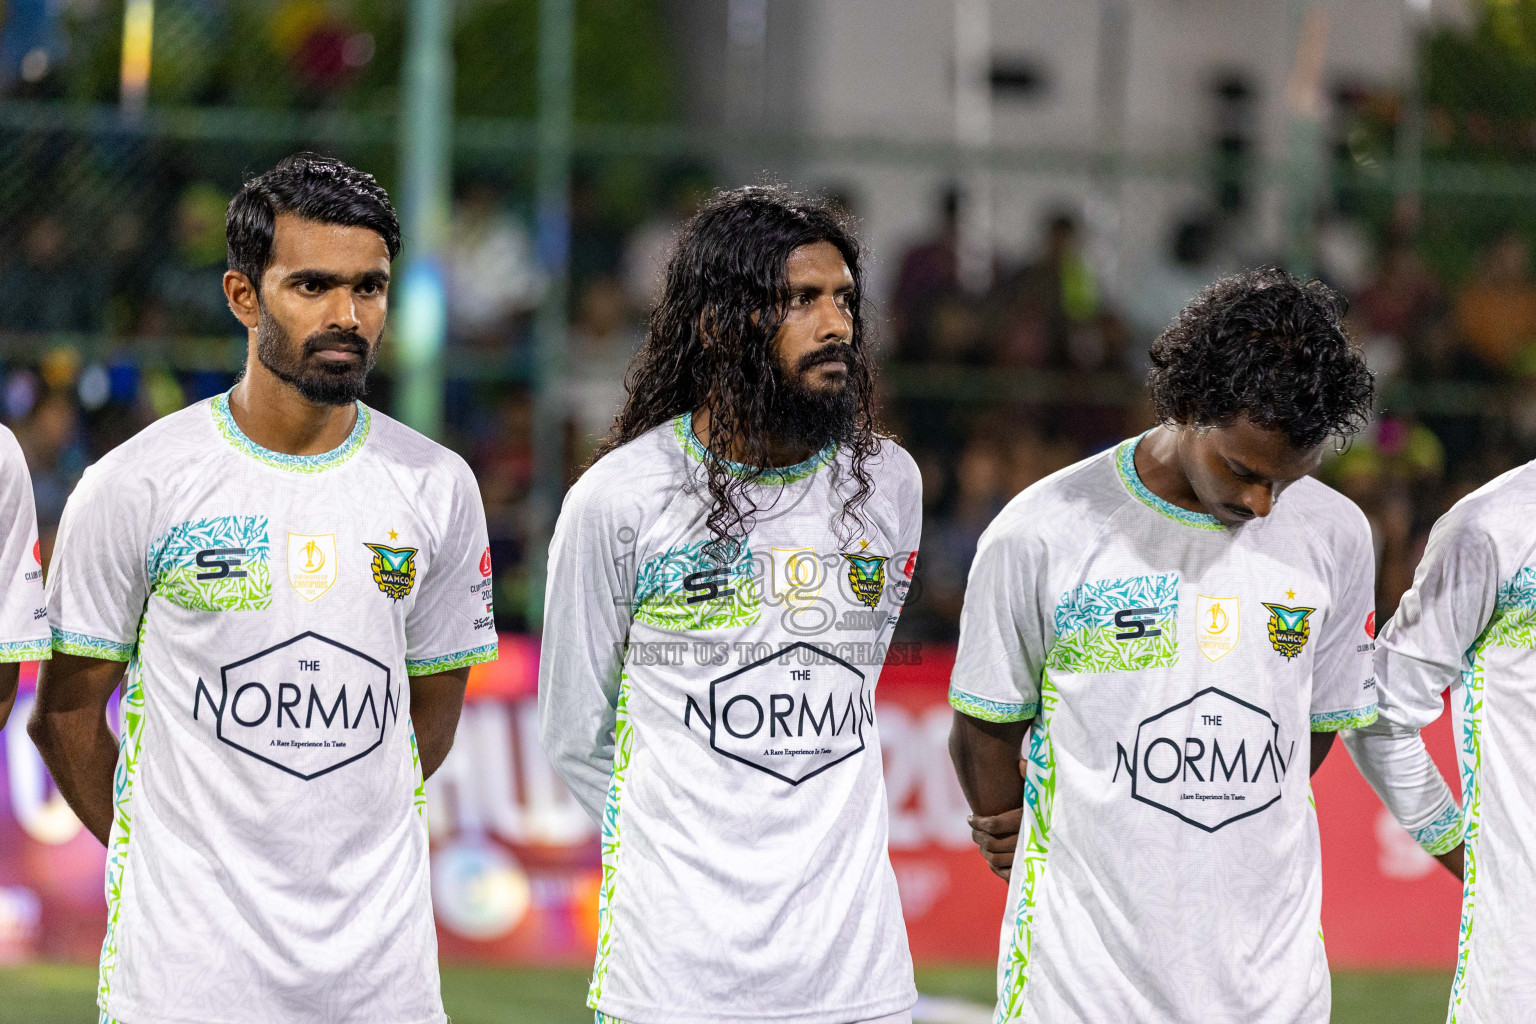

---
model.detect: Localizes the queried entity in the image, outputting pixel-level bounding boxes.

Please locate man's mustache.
[797,343,856,371]
[304,332,372,358]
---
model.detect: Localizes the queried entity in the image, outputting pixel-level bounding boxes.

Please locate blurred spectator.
[445,179,546,349]
[622,170,711,316]
[1455,230,1536,371]
[0,213,103,332]
[890,187,960,361]
[990,211,1100,369]
[473,391,535,633]
[565,275,643,454]
[1125,213,1228,351]
[569,171,628,297]
[1354,241,1442,382]
[142,183,236,337]
[920,433,1010,629]
[13,391,85,555]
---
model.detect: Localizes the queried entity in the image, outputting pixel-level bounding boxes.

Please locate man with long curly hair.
[539,186,922,1024]
[949,268,1378,1023]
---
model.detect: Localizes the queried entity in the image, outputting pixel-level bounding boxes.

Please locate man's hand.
[1436,843,1465,881]
[970,803,1025,881]
[949,709,1030,882]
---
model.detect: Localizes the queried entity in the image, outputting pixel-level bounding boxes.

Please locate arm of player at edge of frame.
[27,653,473,848]
[950,717,1359,882]
[0,661,18,732]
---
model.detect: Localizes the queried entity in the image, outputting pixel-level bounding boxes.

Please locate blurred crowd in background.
[6,0,1536,645]
[4,164,1532,642]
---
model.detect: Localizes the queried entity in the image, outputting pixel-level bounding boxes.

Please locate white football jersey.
[951,433,1377,1024]
[0,424,48,663]
[47,392,496,1024]
[1370,461,1536,1023]
[539,414,921,1024]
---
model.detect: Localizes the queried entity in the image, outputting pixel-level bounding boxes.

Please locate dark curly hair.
[227,152,400,293]
[1147,267,1374,450]
[596,184,882,549]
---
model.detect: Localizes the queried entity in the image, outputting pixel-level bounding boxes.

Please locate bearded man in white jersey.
[949,268,1379,1024]
[539,186,922,1024]
[29,153,496,1024]
[0,422,50,728]
[1342,451,1536,1020]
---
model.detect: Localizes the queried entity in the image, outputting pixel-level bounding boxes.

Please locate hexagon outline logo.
[1126,686,1286,833]
[705,641,868,786]
[212,631,395,782]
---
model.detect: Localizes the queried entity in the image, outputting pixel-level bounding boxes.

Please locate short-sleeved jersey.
[1372,460,1536,1023]
[539,415,922,1024]
[951,434,1377,1024]
[0,424,48,662]
[47,392,496,1024]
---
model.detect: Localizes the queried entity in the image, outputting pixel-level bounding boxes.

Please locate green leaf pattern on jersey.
[1449,567,1536,1022]
[673,413,834,485]
[0,638,51,662]
[409,729,428,821]
[405,643,500,676]
[1115,435,1225,531]
[1044,573,1179,674]
[148,516,272,612]
[589,669,633,1009]
[948,685,1038,724]
[633,537,760,631]
[211,391,371,473]
[98,617,148,1013]
[994,672,1058,1023]
[52,629,134,661]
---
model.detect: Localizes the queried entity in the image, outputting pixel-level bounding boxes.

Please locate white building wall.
[784,0,1470,311]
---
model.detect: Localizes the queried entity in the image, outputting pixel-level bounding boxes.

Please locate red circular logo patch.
[1365,611,1376,639]
[479,547,493,577]
[32,539,40,564]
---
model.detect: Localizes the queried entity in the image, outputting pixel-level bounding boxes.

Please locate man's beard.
[764,342,861,453]
[255,305,378,406]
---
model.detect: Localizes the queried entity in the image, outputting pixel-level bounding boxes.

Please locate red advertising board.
[0,639,1462,968]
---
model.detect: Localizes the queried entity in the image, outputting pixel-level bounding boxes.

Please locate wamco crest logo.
[193,631,400,780]
[683,641,872,785]
[1112,687,1295,832]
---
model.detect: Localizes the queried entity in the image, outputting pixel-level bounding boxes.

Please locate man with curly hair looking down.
[948,268,1378,1024]
[538,186,922,1024]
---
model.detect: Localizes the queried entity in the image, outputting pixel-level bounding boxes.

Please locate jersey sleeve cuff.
[51,628,134,662]
[1310,705,1379,732]
[405,642,499,676]
[948,683,1037,723]
[1411,801,1465,856]
[0,638,51,662]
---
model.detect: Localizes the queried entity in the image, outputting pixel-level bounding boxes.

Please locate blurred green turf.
[0,964,1452,1023]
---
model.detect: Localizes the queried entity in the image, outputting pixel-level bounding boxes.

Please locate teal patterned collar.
[211,391,371,473]
[673,412,835,484]
[1115,432,1226,532]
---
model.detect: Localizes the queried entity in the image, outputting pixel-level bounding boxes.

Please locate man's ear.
[224,270,260,330]
[697,309,715,348]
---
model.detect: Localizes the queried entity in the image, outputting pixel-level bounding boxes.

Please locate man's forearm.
[409,668,470,780]
[949,711,1029,815]
[1343,719,1463,878]
[29,654,126,847]
[0,662,18,732]
[29,709,119,846]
